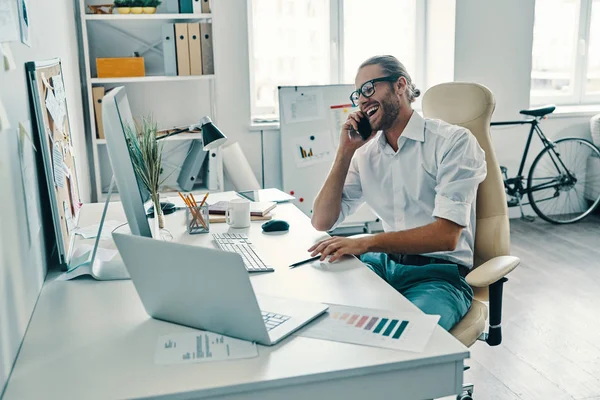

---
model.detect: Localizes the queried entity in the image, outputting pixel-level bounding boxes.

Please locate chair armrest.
[466,256,520,287]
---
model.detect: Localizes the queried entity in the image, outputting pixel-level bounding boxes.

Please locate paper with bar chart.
[154,331,258,365]
[297,304,440,352]
[293,132,334,168]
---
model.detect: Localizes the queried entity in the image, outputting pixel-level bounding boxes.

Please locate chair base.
[457,383,473,400]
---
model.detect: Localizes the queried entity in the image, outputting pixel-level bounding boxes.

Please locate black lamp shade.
[200,116,227,150]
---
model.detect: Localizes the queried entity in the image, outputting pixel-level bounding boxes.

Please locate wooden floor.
[442,213,600,400]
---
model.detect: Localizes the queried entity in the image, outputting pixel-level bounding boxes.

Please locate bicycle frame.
[491,118,575,197]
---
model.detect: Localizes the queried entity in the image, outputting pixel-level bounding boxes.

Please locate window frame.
[531,0,600,106]
[247,0,428,120]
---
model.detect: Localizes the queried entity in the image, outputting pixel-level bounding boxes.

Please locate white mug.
[226,199,251,228]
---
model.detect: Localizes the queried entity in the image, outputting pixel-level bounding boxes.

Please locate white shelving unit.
[84,13,212,21]
[90,75,213,84]
[76,1,223,201]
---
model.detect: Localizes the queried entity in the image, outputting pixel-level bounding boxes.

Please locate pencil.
[199,192,209,207]
[179,192,206,230]
[186,193,208,230]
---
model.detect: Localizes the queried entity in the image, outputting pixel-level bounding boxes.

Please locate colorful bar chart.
[297,304,441,352]
[330,313,410,341]
[293,133,334,168]
[299,146,314,159]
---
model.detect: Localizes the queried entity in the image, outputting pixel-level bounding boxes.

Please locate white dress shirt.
[332,111,487,268]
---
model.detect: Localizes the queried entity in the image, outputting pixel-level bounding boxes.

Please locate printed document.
[155,331,258,365]
[297,304,440,352]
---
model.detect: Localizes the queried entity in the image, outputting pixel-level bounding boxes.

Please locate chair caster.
[457,383,473,400]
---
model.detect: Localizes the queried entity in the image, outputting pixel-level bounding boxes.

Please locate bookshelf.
[84,13,212,21]
[90,75,214,84]
[76,1,223,201]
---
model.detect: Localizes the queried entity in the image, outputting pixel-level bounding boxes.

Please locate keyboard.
[212,233,274,273]
[262,311,291,331]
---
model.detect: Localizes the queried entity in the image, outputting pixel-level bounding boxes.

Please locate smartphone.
[356,116,373,140]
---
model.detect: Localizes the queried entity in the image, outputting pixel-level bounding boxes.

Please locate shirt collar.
[377,110,425,151]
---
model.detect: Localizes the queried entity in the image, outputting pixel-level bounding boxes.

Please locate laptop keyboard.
[262,311,291,331]
[212,233,274,273]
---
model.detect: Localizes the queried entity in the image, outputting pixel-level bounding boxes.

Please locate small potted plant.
[124,116,170,230]
[143,0,161,14]
[113,0,132,14]
[130,0,144,14]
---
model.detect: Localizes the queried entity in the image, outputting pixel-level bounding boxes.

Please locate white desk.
[3,198,469,400]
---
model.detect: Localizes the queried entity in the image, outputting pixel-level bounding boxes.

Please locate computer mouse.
[261,219,289,232]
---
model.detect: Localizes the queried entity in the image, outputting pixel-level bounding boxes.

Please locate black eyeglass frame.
[349,75,400,107]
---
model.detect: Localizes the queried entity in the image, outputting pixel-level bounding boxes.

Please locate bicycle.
[491,105,600,224]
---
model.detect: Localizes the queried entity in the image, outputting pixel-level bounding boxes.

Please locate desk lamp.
[147,116,227,217]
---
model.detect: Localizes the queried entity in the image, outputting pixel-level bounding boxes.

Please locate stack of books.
[208,201,277,223]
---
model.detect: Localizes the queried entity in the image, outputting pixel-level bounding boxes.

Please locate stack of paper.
[296,304,440,353]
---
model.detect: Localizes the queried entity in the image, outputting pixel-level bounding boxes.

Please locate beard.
[372,94,400,132]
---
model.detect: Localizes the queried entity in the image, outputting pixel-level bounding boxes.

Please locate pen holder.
[186,204,210,234]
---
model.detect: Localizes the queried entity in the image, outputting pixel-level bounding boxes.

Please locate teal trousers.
[359,252,473,331]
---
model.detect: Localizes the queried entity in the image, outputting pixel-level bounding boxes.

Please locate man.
[308,55,487,331]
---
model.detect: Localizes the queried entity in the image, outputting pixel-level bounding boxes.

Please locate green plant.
[144,0,162,7]
[113,0,132,7]
[124,116,170,228]
[128,0,145,7]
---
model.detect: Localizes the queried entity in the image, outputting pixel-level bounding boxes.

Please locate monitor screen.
[102,86,153,238]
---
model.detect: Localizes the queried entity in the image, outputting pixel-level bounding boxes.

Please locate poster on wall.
[0,0,19,42]
[17,0,30,47]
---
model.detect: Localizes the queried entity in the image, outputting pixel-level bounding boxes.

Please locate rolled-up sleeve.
[432,129,487,227]
[329,155,365,230]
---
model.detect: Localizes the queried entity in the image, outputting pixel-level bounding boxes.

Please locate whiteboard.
[278,85,377,227]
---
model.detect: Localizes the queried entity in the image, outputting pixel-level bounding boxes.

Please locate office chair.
[422,82,520,400]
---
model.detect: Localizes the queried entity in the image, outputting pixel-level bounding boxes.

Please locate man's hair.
[359,55,421,103]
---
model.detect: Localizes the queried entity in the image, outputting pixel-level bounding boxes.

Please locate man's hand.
[339,111,375,156]
[307,236,372,263]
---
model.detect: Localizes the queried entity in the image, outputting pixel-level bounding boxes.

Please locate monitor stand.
[58,176,130,281]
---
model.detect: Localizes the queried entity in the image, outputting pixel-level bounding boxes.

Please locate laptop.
[112,233,328,346]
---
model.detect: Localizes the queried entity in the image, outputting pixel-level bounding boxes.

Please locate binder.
[199,22,214,75]
[177,140,207,191]
[188,23,203,75]
[92,86,105,139]
[192,0,202,13]
[164,0,179,13]
[201,0,210,13]
[179,0,193,13]
[162,24,178,76]
[175,23,191,76]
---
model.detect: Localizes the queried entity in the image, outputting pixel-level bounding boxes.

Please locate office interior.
[1,0,600,399]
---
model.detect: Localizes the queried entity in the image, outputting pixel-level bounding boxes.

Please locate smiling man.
[309,55,487,331]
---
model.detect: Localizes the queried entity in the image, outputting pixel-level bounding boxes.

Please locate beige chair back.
[422,82,510,299]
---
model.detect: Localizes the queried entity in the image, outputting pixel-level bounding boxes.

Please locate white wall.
[212,0,263,190]
[453,0,596,218]
[0,0,85,394]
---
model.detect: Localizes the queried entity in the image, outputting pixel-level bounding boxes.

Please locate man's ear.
[396,76,407,96]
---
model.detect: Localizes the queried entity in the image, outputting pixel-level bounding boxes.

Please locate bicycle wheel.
[527,138,600,223]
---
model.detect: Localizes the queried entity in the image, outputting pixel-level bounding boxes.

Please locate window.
[248,0,425,119]
[531,0,600,105]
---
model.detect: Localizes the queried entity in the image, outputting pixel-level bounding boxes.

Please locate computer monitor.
[102,86,153,238]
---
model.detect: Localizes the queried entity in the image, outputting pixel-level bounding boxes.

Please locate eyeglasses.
[349,76,399,107]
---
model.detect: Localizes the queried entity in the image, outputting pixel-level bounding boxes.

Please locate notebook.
[208,201,277,217]
[238,188,295,203]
